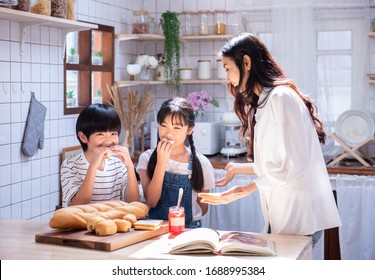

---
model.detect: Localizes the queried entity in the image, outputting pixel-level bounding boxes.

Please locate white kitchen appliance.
[150,121,221,155]
[220,112,247,156]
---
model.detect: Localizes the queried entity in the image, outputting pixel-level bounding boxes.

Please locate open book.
[169,228,276,256]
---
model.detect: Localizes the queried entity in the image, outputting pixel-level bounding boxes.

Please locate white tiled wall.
[0,0,236,221]
[1,0,370,221]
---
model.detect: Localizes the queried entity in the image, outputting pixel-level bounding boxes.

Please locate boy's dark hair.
[147,97,204,192]
[76,104,121,151]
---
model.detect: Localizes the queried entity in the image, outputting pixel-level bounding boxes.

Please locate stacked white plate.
[335,110,375,147]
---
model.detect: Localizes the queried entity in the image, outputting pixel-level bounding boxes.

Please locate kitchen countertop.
[0,220,312,260]
[204,154,375,176]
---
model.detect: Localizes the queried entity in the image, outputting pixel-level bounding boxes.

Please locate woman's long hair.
[147,97,204,192]
[219,33,325,159]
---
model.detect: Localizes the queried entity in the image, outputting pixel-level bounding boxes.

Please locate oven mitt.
[22,92,47,157]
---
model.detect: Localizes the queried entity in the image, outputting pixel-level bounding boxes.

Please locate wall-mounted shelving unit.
[115,33,233,87]
[115,79,226,88]
[0,7,98,55]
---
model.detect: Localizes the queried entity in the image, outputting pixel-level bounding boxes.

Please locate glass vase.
[195,110,206,122]
[139,68,154,81]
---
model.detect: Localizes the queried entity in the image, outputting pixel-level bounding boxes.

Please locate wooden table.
[0,220,312,260]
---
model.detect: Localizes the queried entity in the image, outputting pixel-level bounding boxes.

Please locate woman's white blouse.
[252,86,341,235]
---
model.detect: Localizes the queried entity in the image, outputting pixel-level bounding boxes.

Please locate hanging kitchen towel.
[22,92,47,157]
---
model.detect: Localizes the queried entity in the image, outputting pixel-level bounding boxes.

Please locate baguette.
[49,200,149,231]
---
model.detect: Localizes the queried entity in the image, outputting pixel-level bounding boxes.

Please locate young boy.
[61,104,139,207]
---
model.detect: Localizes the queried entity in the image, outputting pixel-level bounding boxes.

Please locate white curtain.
[271,0,316,99]
[201,169,264,232]
[336,175,375,260]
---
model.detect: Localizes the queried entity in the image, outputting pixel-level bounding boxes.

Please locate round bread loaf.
[95,219,117,236]
[113,219,131,232]
[87,216,105,232]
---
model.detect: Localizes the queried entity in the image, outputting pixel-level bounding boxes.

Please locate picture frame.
[61,145,82,162]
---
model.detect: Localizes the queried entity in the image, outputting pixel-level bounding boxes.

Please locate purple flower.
[186,91,217,112]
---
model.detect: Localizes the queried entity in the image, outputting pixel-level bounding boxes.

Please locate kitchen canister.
[179,68,192,80]
[198,60,211,79]
[216,59,226,80]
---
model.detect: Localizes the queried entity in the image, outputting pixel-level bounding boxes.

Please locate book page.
[169,228,220,254]
[218,231,276,256]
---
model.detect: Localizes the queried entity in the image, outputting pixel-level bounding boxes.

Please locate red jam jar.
[168,206,185,237]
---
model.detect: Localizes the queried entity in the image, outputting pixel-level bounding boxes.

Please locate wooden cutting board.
[35,222,168,252]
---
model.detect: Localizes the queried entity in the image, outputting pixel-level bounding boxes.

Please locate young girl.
[61,104,139,207]
[136,97,215,228]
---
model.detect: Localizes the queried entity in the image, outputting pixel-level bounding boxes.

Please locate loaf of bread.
[95,219,117,236]
[49,200,149,231]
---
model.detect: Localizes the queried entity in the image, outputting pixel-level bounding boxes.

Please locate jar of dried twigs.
[51,0,67,19]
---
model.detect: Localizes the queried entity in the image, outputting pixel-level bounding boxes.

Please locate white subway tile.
[40,64,49,83]
[41,194,50,214]
[0,185,10,207]
[31,160,41,180]
[11,182,22,203]
[40,26,50,45]
[11,143,23,164]
[21,200,32,219]
[21,160,32,181]
[1,206,11,219]
[32,197,42,218]
[0,83,11,103]
[0,144,10,165]
[0,62,10,81]
[11,163,22,184]
[0,20,10,40]
[40,176,51,196]
[11,203,22,219]
[22,180,32,201]
[0,40,10,61]
[30,25,41,44]
[31,177,41,197]
[31,44,41,63]
[0,123,10,145]
[0,165,11,187]
[31,63,41,82]
[39,45,50,63]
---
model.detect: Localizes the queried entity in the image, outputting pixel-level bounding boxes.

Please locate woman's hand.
[215,162,239,186]
[215,162,255,187]
[199,183,257,205]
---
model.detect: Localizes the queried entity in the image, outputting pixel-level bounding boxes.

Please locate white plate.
[335,110,375,146]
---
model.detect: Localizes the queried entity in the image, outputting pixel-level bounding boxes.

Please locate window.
[315,16,365,129]
[64,24,114,115]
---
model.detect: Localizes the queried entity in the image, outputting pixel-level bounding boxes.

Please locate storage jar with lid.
[179,68,192,80]
[216,59,226,80]
[198,10,212,35]
[198,60,211,79]
[132,10,150,34]
[180,10,197,36]
[372,18,375,32]
[13,0,30,11]
[214,9,227,35]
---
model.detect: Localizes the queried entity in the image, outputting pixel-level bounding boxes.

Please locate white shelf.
[0,7,98,55]
[368,32,375,37]
[115,79,226,87]
[115,33,234,42]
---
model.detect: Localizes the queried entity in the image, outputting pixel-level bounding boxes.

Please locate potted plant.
[67,47,79,64]
[161,11,181,91]
[92,89,102,104]
[66,90,77,107]
[92,50,103,65]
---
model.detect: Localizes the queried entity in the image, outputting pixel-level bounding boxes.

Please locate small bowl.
[127,64,141,75]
